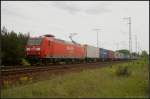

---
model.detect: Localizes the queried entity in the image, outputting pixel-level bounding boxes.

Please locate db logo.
[66,46,74,50]
[31,46,35,50]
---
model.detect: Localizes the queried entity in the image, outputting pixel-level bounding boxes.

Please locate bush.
[21,58,30,66]
[116,65,131,77]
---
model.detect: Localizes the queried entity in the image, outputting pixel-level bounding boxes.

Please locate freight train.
[25,34,137,64]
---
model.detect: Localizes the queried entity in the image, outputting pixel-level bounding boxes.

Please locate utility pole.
[123,17,132,59]
[138,42,140,55]
[134,34,138,58]
[135,35,137,54]
[116,43,119,50]
[93,28,100,48]
[114,42,119,51]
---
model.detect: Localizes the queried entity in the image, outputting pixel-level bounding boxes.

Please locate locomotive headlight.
[26,48,30,51]
[36,48,40,51]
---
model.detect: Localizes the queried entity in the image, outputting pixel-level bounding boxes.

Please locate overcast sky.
[1,1,149,53]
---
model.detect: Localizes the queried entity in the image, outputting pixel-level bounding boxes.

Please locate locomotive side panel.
[51,39,68,58]
[74,45,85,58]
[50,39,85,59]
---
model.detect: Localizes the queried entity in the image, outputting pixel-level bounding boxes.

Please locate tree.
[140,50,148,58]
[131,52,139,56]
[1,26,30,65]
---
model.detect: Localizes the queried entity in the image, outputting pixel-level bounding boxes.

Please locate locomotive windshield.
[27,38,42,45]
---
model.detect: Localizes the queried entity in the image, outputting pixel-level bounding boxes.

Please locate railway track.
[1,60,131,87]
[1,61,130,75]
[1,60,131,70]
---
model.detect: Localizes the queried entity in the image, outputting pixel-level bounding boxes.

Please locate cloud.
[85,5,111,15]
[52,1,111,15]
[52,1,81,14]
[2,8,30,20]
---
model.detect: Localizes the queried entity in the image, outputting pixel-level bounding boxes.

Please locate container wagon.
[124,54,129,60]
[119,53,124,60]
[114,51,120,61]
[99,48,108,61]
[84,44,99,62]
[107,50,115,61]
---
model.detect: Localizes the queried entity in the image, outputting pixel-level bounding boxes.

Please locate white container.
[120,53,124,59]
[84,44,99,58]
[114,52,120,59]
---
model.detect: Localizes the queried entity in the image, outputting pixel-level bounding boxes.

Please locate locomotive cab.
[26,34,55,63]
[26,37,43,58]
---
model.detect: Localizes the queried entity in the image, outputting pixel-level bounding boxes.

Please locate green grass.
[1,59,149,98]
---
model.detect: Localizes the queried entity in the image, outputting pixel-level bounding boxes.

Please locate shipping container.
[84,44,99,58]
[118,52,122,60]
[107,50,115,60]
[114,51,120,60]
[99,48,108,60]
[119,53,124,60]
[123,54,129,59]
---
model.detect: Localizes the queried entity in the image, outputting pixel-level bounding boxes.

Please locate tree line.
[1,26,30,66]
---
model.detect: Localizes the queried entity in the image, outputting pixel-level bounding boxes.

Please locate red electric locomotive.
[26,34,85,64]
